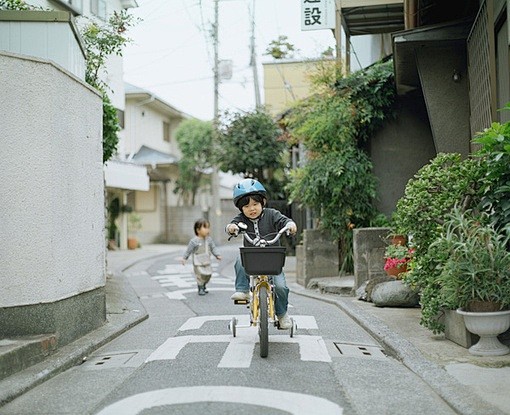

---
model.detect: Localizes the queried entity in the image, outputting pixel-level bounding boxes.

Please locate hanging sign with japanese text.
[301,0,335,31]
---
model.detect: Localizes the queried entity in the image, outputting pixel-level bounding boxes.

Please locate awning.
[340,0,405,36]
[104,160,150,191]
[131,145,179,168]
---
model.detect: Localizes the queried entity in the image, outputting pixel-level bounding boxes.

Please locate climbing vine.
[285,59,396,272]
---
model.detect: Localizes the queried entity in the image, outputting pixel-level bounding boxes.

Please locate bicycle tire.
[259,285,269,358]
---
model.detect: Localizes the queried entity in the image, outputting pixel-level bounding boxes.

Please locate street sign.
[301,0,335,31]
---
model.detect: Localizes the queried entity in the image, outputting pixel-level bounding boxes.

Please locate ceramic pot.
[456,308,510,356]
[384,263,408,278]
[390,235,407,246]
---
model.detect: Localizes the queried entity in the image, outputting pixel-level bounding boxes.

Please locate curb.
[290,283,507,415]
[0,271,148,407]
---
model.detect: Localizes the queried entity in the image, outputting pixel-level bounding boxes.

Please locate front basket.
[240,246,286,275]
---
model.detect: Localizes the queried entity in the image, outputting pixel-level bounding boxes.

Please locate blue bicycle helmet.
[233,178,267,208]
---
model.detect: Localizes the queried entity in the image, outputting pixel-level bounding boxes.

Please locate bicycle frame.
[250,275,275,326]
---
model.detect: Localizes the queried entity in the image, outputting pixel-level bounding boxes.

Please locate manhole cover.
[333,342,386,358]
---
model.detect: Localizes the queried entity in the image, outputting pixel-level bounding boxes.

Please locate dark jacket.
[228,208,293,247]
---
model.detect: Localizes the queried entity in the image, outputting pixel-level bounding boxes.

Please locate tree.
[216,108,287,196]
[264,35,296,59]
[174,119,214,205]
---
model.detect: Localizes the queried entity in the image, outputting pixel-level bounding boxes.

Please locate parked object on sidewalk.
[457,308,510,356]
[433,208,510,354]
[371,280,420,308]
[383,242,413,279]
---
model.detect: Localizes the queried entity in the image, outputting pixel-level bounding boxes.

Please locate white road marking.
[165,288,233,300]
[178,315,318,331]
[146,335,231,362]
[218,329,258,368]
[96,386,343,415]
[145,331,331,366]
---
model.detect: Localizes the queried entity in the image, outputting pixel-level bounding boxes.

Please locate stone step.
[307,276,355,296]
[0,335,58,382]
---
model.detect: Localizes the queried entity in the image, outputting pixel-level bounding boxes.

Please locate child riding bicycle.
[226,179,297,329]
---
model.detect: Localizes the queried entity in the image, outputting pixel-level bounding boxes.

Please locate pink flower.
[384,257,408,271]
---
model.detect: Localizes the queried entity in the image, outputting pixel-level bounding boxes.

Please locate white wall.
[0,52,105,307]
[124,98,183,157]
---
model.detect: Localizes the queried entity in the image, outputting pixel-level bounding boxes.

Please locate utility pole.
[249,0,261,107]
[334,0,342,67]
[211,0,222,241]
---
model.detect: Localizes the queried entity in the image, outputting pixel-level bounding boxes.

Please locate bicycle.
[228,223,297,358]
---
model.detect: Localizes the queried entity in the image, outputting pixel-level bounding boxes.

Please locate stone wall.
[296,229,339,287]
[353,227,390,289]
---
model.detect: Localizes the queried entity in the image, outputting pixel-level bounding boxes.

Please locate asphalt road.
[0,245,457,415]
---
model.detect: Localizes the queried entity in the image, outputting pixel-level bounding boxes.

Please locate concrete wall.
[353,227,390,289]
[370,92,437,216]
[295,229,339,288]
[164,201,239,245]
[416,44,471,157]
[0,52,105,343]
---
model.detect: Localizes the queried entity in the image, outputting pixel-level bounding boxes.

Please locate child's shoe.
[277,313,292,330]
[230,292,249,301]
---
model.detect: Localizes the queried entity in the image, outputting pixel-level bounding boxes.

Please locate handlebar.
[229,223,292,247]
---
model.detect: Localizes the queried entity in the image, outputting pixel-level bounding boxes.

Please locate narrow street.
[1,245,456,415]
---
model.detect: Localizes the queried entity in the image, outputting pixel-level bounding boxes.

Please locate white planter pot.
[456,308,510,356]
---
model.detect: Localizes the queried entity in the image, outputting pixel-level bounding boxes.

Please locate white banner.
[301,0,335,31]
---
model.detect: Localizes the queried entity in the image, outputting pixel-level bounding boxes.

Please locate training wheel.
[290,318,297,338]
[229,317,237,337]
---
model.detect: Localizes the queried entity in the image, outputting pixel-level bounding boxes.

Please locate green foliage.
[81,11,138,90]
[433,207,510,311]
[473,108,510,236]
[0,0,35,10]
[334,59,396,142]
[285,59,395,272]
[102,93,120,162]
[384,243,410,260]
[216,108,286,184]
[264,35,295,59]
[393,153,486,333]
[174,119,214,205]
[80,11,138,163]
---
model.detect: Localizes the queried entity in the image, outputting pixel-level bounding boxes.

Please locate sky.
[122,0,337,120]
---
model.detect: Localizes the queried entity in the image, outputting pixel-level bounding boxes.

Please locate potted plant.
[127,212,142,250]
[433,207,510,356]
[383,243,413,278]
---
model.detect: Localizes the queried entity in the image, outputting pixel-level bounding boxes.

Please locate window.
[163,121,171,142]
[90,0,107,20]
[117,109,125,129]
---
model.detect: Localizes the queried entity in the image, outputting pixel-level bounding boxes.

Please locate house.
[117,82,190,245]
[333,0,509,215]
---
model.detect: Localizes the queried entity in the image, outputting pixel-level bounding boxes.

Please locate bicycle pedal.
[233,299,249,305]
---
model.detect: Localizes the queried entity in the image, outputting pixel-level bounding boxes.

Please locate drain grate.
[333,342,387,358]
[82,352,139,369]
